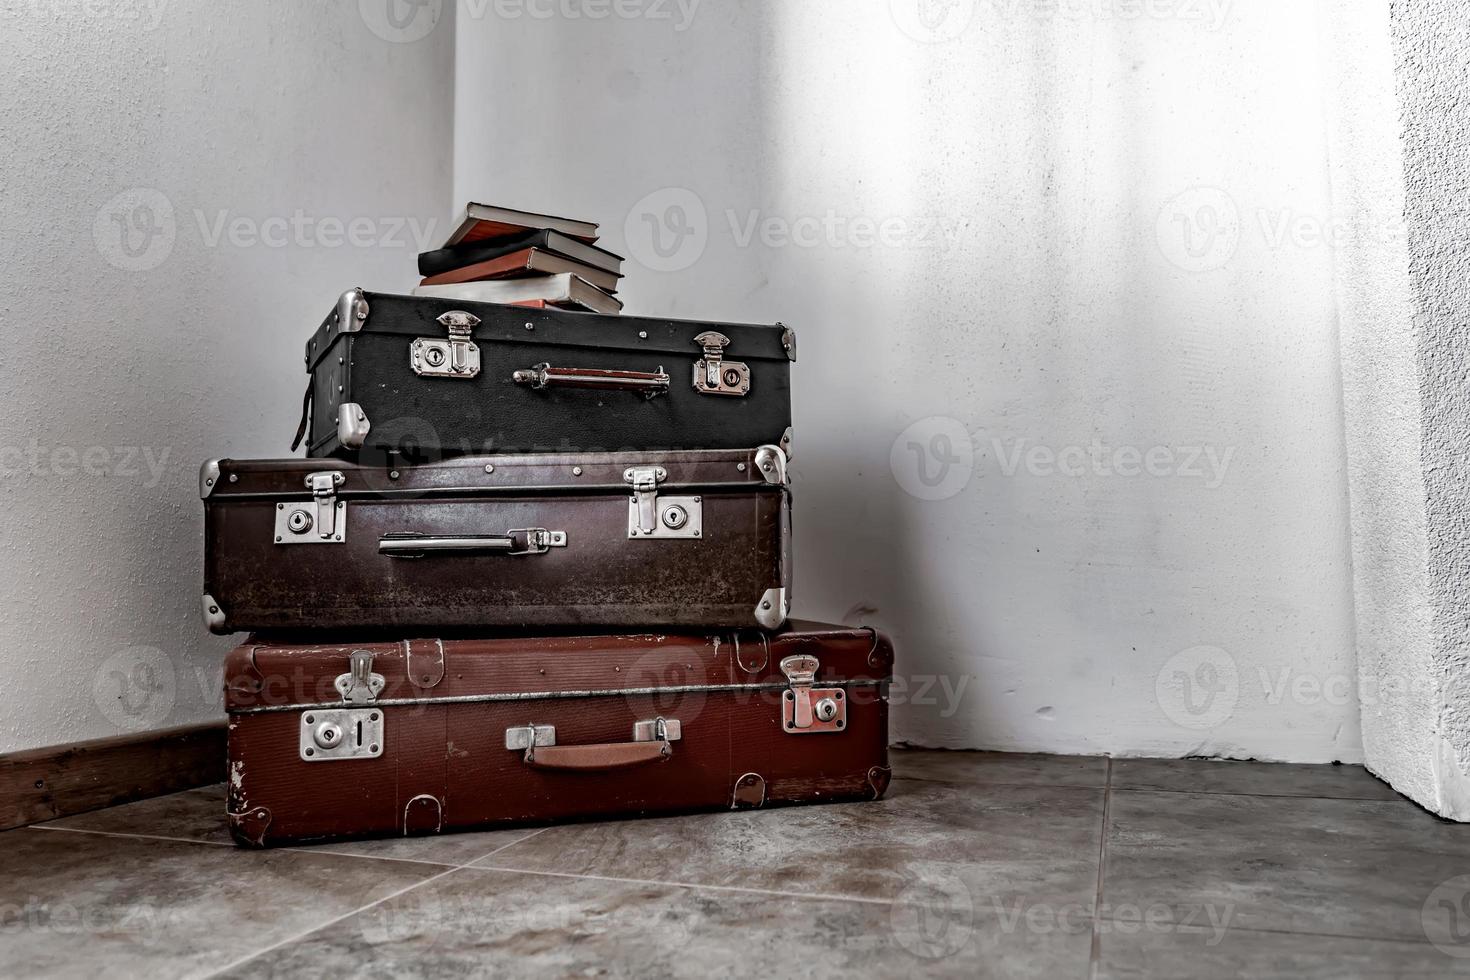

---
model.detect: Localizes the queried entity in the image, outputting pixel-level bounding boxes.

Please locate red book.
[419,247,620,294]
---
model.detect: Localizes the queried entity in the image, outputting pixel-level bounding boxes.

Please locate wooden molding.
[0,723,226,832]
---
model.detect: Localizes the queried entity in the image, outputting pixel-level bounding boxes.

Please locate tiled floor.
[4,751,1470,978]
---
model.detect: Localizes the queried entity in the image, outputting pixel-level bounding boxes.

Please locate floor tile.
[0,828,440,979]
[38,783,541,868]
[476,779,1106,914]
[1111,758,1401,801]
[891,749,1108,789]
[1104,790,1470,942]
[215,866,1095,980]
[1096,924,1470,979]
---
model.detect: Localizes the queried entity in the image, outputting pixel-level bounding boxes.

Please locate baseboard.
[0,722,226,832]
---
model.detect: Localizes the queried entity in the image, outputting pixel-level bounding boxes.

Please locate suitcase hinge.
[412,310,482,379]
[780,654,846,734]
[692,331,750,397]
[624,466,702,539]
[275,470,347,544]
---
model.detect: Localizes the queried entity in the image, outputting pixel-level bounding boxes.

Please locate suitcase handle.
[511,362,670,397]
[507,718,679,772]
[522,739,674,771]
[379,529,568,558]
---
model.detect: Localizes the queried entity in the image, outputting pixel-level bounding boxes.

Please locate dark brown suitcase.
[223,623,893,847]
[200,445,790,633]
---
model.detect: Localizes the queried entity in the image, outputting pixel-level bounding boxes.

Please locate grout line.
[1094,916,1459,950]
[465,863,899,907]
[1108,786,1406,804]
[29,825,236,848]
[1088,757,1113,980]
[454,826,551,868]
[198,865,466,979]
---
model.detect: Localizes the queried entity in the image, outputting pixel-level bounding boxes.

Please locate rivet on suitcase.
[223,623,893,847]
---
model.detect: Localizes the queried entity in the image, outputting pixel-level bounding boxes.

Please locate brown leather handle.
[512,363,670,396]
[522,738,673,771]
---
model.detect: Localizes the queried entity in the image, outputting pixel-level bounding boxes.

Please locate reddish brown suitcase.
[223,623,892,847]
[200,445,790,633]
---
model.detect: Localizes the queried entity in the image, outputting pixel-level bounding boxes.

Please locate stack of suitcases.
[200,205,894,846]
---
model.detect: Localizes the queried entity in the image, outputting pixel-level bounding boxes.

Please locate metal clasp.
[277,470,348,545]
[335,650,386,704]
[692,331,750,397]
[412,311,482,379]
[780,654,846,734]
[507,528,568,555]
[624,466,703,540]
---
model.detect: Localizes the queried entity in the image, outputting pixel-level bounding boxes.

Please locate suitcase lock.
[300,651,385,762]
[625,466,703,539]
[411,311,482,379]
[274,470,347,545]
[692,331,750,397]
[780,654,846,734]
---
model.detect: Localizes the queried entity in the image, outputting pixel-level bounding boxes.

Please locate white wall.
[455,0,1361,760]
[0,0,454,753]
[1323,0,1470,820]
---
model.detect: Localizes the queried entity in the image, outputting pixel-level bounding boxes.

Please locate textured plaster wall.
[455,1,1361,759]
[0,1,453,753]
[1319,0,1441,809]
[1387,0,1470,817]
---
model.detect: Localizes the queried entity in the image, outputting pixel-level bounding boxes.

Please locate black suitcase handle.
[511,362,670,397]
[379,529,567,558]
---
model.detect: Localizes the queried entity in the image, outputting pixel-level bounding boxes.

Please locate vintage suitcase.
[200,445,791,633]
[223,623,894,847]
[296,288,795,461]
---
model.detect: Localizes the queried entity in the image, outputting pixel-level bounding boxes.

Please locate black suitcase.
[296,289,795,461]
[200,445,791,634]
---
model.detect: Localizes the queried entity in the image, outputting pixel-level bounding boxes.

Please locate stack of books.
[412,202,625,314]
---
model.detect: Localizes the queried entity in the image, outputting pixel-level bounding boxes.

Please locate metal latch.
[411,310,481,379]
[780,654,846,734]
[624,466,702,539]
[335,650,385,704]
[275,470,346,545]
[692,331,750,397]
[300,651,387,762]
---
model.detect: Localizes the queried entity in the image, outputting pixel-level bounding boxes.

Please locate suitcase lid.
[305,289,797,373]
[201,445,789,500]
[224,623,893,713]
